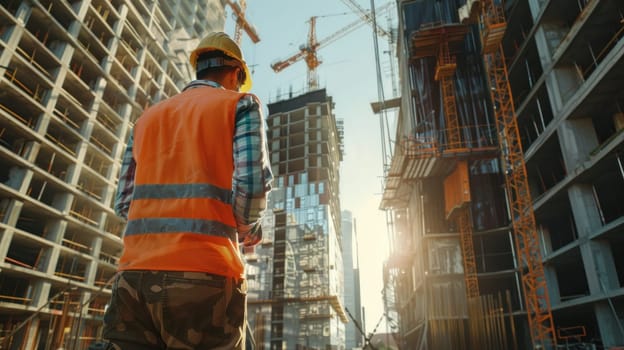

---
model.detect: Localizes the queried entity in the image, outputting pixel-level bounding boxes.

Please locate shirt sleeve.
[232,94,273,246]
[114,131,136,219]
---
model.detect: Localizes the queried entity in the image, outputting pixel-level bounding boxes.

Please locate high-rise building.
[342,210,364,349]
[246,89,348,349]
[0,1,224,348]
[381,0,624,349]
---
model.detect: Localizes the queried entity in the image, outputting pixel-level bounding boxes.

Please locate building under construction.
[0,1,224,348]
[381,0,624,349]
[245,89,349,349]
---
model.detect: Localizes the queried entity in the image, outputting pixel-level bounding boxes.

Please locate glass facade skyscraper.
[246,89,348,349]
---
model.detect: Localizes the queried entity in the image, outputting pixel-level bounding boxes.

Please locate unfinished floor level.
[0,1,224,348]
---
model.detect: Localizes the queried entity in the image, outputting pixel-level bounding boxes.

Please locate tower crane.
[340,0,399,97]
[223,0,260,44]
[270,2,392,90]
[338,0,392,38]
[466,0,557,348]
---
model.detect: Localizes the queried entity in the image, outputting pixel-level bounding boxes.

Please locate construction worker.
[102,31,272,349]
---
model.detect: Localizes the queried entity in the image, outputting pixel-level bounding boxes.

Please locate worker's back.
[119,86,247,279]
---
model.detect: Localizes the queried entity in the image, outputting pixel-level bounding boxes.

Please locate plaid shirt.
[114,80,273,246]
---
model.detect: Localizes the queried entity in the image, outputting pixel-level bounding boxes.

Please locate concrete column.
[86,236,103,285]
[539,72,561,117]
[108,3,131,178]
[72,86,105,202]
[538,224,553,256]
[115,4,129,38]
[0,200,23,260]
[0,227,14,263]
[45,219,67,246]
[527,0,583,116]
[101,171,118,208]
[115,3,142,100]
[27,280,55,350]
[567,184,622,345]
[65,159,83,186]
[553,66,582,106]
[34,27,75,146]
[543,263,560,305]
[1,4,39,204]
[25,221,68,346]
[81,75,109,167]
[21,318,42,350]
[128,46,148,100]
[591,240,619,291]
[567,184,602,296]
[73,291,93,349]
[527,0,548,19]
[567,184,601,237]
[557,118,599,172]
[579,243,604,295]
[540,22,568,64]
[594,301,624,347]
[155,57,167,103]
[75,132,92,167]
[107,102,133,179]
[71,0,90,22]
[3,166,31,193]
[0,5,25,67]
[30,279,54,309]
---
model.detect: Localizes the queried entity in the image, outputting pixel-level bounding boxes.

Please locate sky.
[224,0,398,335]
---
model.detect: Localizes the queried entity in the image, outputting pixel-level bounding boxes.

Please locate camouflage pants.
[103,271,246,349]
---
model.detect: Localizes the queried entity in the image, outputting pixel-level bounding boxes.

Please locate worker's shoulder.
[148,88,260,112]
[238,91,260,102]
[215,90,262,111]
[180,85,253,101]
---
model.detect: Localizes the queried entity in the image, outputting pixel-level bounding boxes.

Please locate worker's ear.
[236,67,245,86]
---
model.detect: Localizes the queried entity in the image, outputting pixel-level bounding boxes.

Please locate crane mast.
[475,0,557,347]
[305,16,320,90]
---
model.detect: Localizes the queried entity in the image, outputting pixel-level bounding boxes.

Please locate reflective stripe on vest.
[125,183,235,240]
[132,183,232,203]
[125,218,236,241]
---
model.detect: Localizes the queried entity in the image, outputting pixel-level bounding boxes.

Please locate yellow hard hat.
[189,32,252,92]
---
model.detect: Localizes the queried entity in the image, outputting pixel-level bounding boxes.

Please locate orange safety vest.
[118,86,246,279]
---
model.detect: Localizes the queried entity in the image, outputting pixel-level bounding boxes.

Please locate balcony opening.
[554,248,590,302]
[611,235,624,288]
[0,274,31,305]
[54,251,88,283]
[476,232,514,273]
[6,239,44,270]
[591,154,624,225]
[537,198,577,253]
[526,135,566,199]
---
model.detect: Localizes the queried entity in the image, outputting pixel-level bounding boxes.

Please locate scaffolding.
[386,0,624,348]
